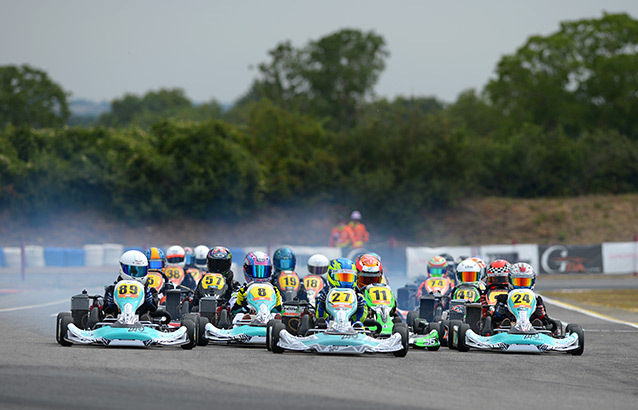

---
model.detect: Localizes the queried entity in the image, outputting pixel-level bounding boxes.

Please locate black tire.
[426,322,441,351]
[71,309,88,329]
[180,300,191,317]
[551,319,563,337]
[197,316,209,346]
[406,310,419,331]
[266,319,281,351]
[298,315,311,337]
[271,321,286,354]
[392,324,409,357]
[56,312,73,346]
[481,316,493,336]
[86,307,102,329]
[415,319,428,335]
[218,309,231,329]
[180,319,197,350]
[457,323,470,352]
[448,320,463,350]
[566,323,584,356]
[439,319,449,347]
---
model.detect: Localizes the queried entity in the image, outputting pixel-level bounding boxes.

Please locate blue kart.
[449,288,584,354]
[56,280,196,349]
[270,287,409,356]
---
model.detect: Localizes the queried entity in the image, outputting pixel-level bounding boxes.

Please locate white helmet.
[456,259,481,284]
[194,245,209,269]
[166,245,185,267]
[350,210,362,220]
[119,250,149,284]
[307,254,330,276]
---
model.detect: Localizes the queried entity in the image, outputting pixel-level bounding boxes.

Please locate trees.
[486,13,638,137]
[0,64,70,128]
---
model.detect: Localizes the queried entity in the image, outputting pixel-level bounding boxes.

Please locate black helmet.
[207,246,232,277]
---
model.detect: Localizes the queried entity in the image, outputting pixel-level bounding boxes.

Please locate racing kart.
[449,288,584,355]
[269,287,409,356]
[275,270,302,302]
[56,280,196,349]
[202,282,279,345]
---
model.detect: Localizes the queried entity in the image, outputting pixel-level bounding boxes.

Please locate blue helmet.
[145,247,166,271]
[327,258,357,289]
[273,247,296,271]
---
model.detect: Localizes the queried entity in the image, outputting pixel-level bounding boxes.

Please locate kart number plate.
[510,290,534,308]
[329,290,355,308]
[303,275,324,293]
[117,282,143,298]
[278,272,300,291]
[187,268,202,283]
[486,289,507,305]
[367,286,392,306]
[202,273,225,290]
[454,288,478,302]
[166,266,184,283]
[146,272,164,291]
[425,278,449,294]
[249,284,275,301]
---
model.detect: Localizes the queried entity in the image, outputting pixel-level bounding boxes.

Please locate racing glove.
[493,302,508,320]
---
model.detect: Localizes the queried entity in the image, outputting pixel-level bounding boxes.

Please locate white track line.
[0,299,68,313]
[544,296,638,329]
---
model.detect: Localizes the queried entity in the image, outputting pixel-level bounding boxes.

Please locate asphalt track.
[1,268,637,410]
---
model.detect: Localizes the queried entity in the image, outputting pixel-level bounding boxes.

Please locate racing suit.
[103,275,159,316]
[479,283,510,318]
[315,287,366,323]
[491,293,552,328]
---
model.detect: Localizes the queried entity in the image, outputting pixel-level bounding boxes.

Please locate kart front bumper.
[65,323,188,347]
[276,329,404,354]
[203,323,266,344]
[464,329,581,353]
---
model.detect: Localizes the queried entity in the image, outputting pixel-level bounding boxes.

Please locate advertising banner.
[602,242,638,275]
[538,244,603,274]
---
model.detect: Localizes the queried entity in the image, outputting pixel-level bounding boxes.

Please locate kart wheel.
[298,315,311,337]
[457,323,470,352]
[56,312,73,346]
[218,309,231,329]
[181,319,197,350]
[566,323,584,356]
[71,309,88,329]
[448,320,463,350]
[439,320,449,347]
[271,321,286,354]
[426,322,441,351]
[266,319,281,351]
[481,316,493,336]
[406,310,419,331]
[392,324,409,357]
[197,316,209,346]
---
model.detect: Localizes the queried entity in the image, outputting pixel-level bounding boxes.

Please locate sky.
[1,0,637,105]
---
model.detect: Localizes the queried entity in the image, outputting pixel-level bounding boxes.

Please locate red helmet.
[487,259,510,285]
[355,254,383,289]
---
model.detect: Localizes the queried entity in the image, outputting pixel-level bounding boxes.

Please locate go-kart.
[449,288,584,355]
[275,270,301,303]
[269,287,409,356]
[202,282,279,345]
[56,280,196,349]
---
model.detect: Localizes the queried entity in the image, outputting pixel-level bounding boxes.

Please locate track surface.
[1,269,637,410]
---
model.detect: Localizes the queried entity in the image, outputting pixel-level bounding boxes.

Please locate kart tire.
[566,323,584,356]
[56,312,73,346]
[197,316,209,346]
[426,322,441,351]
[551,319,563,337]
[439,319,449,347]
[180,300,191,317]
[392,324,409,357]
[181,319,197,350]
[298,315,311,337]
[457,323,470,352]
[481,316,493,336]
[218,309,231,329]
[271,321,286,354]
[71,309,88,329]
[448,320,463,350]
[266,319,281,351]
[406,310,419,331]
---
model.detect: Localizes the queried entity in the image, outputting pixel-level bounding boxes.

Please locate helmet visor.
[458,271,479,283]
[122,263,148,278]
[148,260,163,270]
[276,259,295,270]
[511,277,533,287]
[358,275,381,287]
[488,275,508,285]
[248,265,272,279]
[332,271,356,284]
[428,267,446,276]
[195,257,207,266]
[308,265,327,275]
[167,256,184,264]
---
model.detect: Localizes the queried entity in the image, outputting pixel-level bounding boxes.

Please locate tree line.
[0,13,636,235]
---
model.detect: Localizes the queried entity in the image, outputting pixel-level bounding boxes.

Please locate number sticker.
[202,273,226,290]
[146,272,164,291]
[486,289,508,305]
[249,284,275,301]
[425,278,449,293]
[303,275,324,292]
[116,282,142,298]
[329,290,354,308]
[368,286,391,305]
[166,266,183,280]
[187,268,202,283]
[455,288,478,301]
[278,272,300,291]
[511,290,533,307]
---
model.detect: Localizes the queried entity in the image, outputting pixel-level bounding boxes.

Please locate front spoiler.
[276,329,403,354]
[203,323,266,344]
[65,323,188,347]
[464,329,581,353]
[409,330,440,347]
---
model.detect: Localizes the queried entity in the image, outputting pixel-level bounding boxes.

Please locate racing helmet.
[350,210,362,220]
[471,257,487,281]
[456,259,481,285]
[273,247,296,272]
[427,256,448,278]
[509,263,536,290]
[184,247,195,266]
[307,253,330,276]
[243,251,272,283]
[327,258,357,289]
[194,245,209,270]
[119,250,149,284]
[145,247,166,271]
[487,259,510,285]
[355,254,383,289]
[207,246,233,277]
[166,245,185,267]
